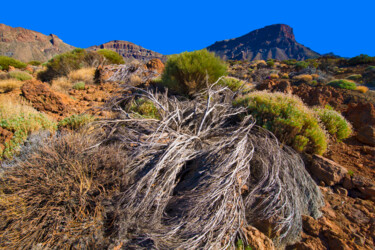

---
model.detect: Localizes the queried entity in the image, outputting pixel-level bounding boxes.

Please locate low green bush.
[327,79,357,90]
[8,71,33,81]
[72,82,85,90]
[97,49,124,64]
[295,61,309,70]
[27,60,42,66]
[282,59,297,65]
[314,107,352,141]
[266,59,275,67]
[161,49,227,95]
[0,56,27,71]
[219,76,244,91]
[130,98,160,119]
[58,114,95,130]
[234,92,327,154]
[346,74,362,81]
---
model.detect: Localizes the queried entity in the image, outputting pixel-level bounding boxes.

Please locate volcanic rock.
[306,155,348,186]
[21,79,75,115]
[207,24,320,61]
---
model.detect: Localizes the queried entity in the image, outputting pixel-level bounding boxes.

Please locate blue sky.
[1,0,374,57]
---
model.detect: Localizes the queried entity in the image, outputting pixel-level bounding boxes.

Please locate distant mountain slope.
[207,24,320,61]
[86,40,166,62]
[0,24,75,62]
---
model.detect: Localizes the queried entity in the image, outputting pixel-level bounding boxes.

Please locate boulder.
[243,226,275,250]
[346,102,375,129]
[356,125,375,146]
[306,155,348,186]
[21,79,74,115]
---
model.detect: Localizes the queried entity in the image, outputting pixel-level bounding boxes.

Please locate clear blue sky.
[1,0,374,57]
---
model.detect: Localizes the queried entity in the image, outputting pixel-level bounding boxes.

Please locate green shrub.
[0,66,3,71]
[130,98,160,119]
[97,49,124,64]
[27,60,42,66]
[0,56,27,71]
[266,59,275,67]
[37,48,103,82]
[234,92,327,154]
[0,111,56,159]
[327,79,357,90]
[161,49,227,95]
[295,61,309,70]
[58,114,95,130]
[346,74,362,81]
[8,71,32,81]
[314,107,352,141]
[348,54,375,65]
[72,82,85,90]
[282,59,297,65]
[219,76,244,91]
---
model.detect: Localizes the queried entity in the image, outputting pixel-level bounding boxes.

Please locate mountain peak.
[207,24,319,61]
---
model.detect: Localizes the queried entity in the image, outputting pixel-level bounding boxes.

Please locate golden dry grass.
[68,67,95,83]
[51,77,73,94]
[0,79,23,93]
[0,94,39,119]
[129,74,142,85]
[356,85,369,93]
[269,73,279,79]
[311,74,320,79]
[293,74,313,82]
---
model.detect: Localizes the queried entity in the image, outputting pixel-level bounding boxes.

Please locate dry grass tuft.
[0,132,129,249]
[51,76,73,94]
[0,79,23,93]
[293,74,313,82]
[68,67,96,84]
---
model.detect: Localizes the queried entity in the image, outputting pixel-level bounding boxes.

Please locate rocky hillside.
[207,24,320,61]
[87,40,165,62]
[0,24,75,62]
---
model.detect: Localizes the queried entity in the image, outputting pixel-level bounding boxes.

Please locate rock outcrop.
[0,23,75,62]
[87,40,165,62]
[21,80,75,116]
[207,24,320,61]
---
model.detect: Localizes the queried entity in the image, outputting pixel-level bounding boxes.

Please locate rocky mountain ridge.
[207,24,320,61]
[86,40,166,62]
[0,24,75,62]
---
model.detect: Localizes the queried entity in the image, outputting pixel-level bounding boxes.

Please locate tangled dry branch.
[95,82,324,249]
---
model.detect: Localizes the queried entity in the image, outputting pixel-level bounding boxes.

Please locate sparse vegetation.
[97,49,125,64]
[72,81,85,90]
[8,70,32,81]
[68,67,95,84]
[267,59,275,67]
[0,56,27,71]
[58,114,95,130]
[161,49,227,95]
[346,74,362,81]
[234,92,327,154]
[314,107,352,141]
[328,79,357,90]
[293,74,313,82]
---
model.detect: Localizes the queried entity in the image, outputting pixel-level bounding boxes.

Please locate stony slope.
[0,24,75,62]
[207,24,320,61]
[86,40,166,62]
